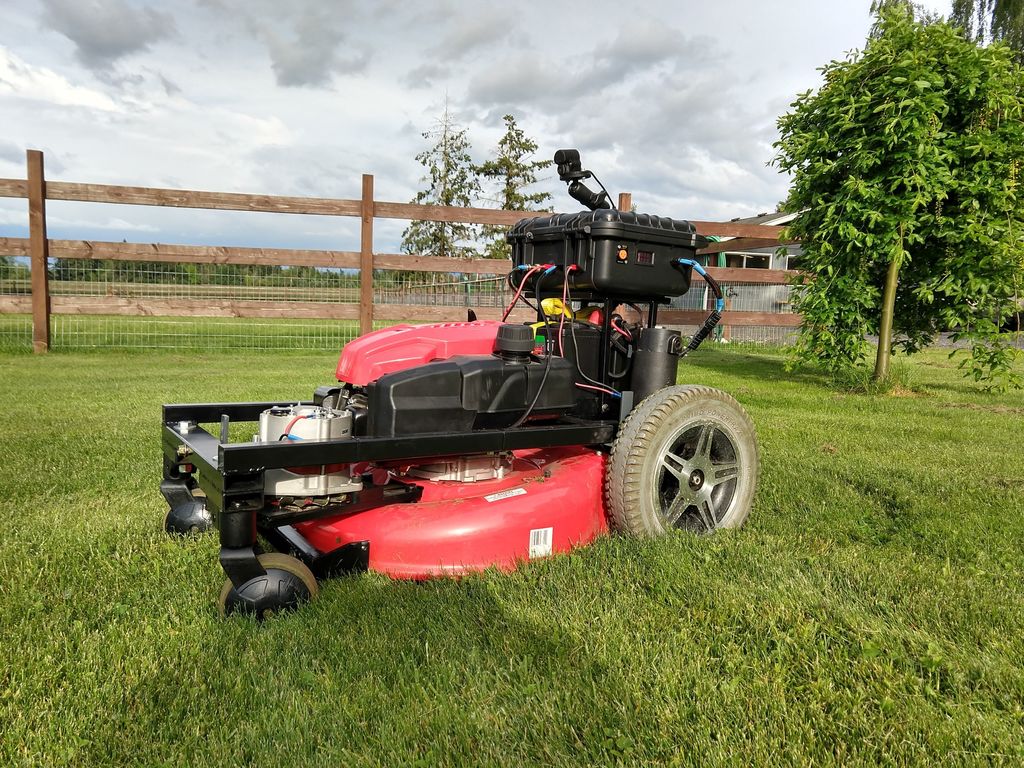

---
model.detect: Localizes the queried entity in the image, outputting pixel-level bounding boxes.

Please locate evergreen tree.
[400,104,481,260]
[475,115,552,260]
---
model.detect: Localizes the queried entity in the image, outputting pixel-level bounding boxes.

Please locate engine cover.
[366,354,576,436]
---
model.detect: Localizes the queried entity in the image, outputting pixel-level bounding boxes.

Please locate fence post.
[617,192,632,212]
[359,174,374,336]
[27,149,50,353]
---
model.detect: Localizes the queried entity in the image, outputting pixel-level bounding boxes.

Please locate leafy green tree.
[870,0,940,30]
[475,114,552,259]
[401,105,481,260]
[951,0,1024,54]
[773,7,1023,388]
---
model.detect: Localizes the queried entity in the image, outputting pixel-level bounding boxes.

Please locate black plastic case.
[508,210,706,298]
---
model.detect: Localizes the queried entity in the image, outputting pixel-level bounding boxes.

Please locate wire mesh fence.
[373,269,512,309]
[0,256,31,350]
[0,257,802,352]
[661,323,799,348]
[48,316,359,352]
[47,259,360,303]
[668,279,793,313]
[665,278,798,349]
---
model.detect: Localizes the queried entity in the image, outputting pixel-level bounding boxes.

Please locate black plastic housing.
[366,354,576,436]
[535,321,626,386]
[508,210,705,298]
[631,327,683,403]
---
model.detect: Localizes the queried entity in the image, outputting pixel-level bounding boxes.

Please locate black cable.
[627,303,646,328]
[506,270,539,313]
[607,335,632,379]
[673,258,724,356]
[589,172,614,210]
[508,275,554,429]
[566,280,621,396]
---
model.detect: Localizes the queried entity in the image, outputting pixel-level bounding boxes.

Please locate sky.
[0,0,950,253]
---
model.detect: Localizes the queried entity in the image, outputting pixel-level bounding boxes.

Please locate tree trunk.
[873,251,901,382]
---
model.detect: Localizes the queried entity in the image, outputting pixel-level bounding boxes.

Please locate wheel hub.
[657,420,741,533]
[688,469,705,490]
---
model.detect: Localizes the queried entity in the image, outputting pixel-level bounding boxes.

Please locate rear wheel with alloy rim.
[606,385,759,536]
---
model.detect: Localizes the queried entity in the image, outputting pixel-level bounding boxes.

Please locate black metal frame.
[161,403,618,588]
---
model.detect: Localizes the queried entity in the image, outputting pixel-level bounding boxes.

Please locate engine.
[255,322,574,499]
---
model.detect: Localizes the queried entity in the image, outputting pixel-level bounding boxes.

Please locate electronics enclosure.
[508,210,707,298]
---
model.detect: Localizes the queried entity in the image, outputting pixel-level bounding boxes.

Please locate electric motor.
[256,405,361,498]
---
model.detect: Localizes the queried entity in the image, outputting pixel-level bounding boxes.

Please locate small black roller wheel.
[606,385,759,537]
[218,553,319,619]
[163,500,212,536]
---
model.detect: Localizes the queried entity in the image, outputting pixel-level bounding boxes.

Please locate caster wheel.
[218,553,319,619]
[606,385,759,537]
[164,500,212,535]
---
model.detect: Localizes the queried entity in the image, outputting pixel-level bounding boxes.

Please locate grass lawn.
[0,346,1022,766]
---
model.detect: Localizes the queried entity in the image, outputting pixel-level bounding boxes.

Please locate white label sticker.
[529,527,553,559]
[484,487,527,503]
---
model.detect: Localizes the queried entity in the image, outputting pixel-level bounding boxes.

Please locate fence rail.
[0,149,798,352]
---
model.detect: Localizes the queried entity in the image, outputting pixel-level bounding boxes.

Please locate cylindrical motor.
[258,405,352,443]
[257,405,360,498]
[631,327,683,403]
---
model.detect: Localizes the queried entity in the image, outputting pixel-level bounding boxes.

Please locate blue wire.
[677,256,725,312]
[675,257,707,278]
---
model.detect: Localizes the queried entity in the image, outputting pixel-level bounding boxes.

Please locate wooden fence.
[0,150,798,353]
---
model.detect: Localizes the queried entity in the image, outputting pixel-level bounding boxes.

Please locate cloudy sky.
[1,0,949,252]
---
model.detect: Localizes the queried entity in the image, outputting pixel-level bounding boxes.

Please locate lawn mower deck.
[161,150,760,618]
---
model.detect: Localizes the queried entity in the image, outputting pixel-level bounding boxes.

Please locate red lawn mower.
[160,150,759,617]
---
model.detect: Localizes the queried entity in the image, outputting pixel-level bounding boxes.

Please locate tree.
[773,7,1024,388]
[400,104,481,260]
[869,0,940,31]
[951,0,1024,55]
[475,115,552,259]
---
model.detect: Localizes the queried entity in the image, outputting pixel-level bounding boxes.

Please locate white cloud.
[0,0,957,249]
[0,46,121,111]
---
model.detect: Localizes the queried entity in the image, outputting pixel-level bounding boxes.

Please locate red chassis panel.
[295,446,608,578]
[336,321,505,386]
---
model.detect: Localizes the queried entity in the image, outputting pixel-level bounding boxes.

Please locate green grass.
[0,314,362,352]
[0,347,1022,766]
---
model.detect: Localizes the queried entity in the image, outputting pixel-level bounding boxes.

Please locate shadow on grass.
[156,565,649,765]
[681,348,828,388]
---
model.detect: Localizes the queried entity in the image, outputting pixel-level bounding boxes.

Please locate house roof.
[727,210,799,227]
[716,210,802,260]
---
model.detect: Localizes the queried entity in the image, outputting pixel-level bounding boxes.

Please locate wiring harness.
[674,258,723,356]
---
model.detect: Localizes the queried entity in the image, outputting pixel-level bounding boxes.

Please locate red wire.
[557,271,568,356]
[611,318,632,340]
[575,382,617,396]
[557,265,579,356]
[502,265,542,322]
[283,414,310,436]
